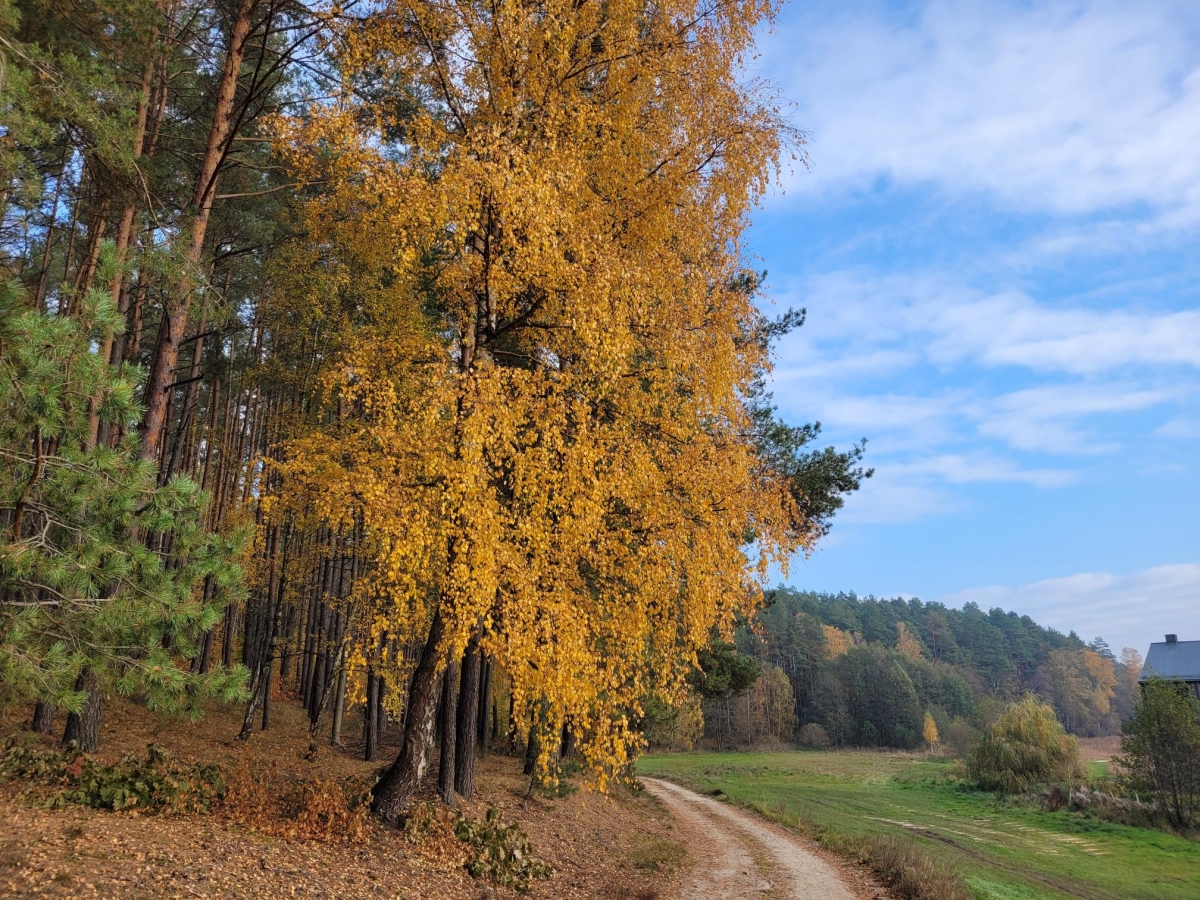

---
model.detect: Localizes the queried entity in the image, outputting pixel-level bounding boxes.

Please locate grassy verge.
[637,750,1200,900]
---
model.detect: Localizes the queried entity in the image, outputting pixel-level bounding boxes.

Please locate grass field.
[637,750,1200,900]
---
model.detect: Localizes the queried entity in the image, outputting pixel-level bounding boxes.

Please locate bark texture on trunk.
[30,701,54,735]
[455,638,482,799]
[437,655,458,806]
[477,655,493,754]
[370,609,445,821]
[62,670,102,752]
[523,724,539,777]
[221,604,235,668]
[363,671,380,762]
[331,665,347,746]
[140,0,257,466]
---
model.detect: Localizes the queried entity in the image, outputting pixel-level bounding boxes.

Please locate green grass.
[637,750,1200,900]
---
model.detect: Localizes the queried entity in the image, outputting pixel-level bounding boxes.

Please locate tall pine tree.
[0,252,246,749]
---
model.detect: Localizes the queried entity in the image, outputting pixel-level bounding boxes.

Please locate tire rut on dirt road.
[642,778,861,900]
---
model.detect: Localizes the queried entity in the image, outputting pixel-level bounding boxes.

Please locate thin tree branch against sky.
[753,0,1200,656]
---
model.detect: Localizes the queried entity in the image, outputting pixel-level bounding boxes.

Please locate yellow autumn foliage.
[896,621,924,659]
[822,625,853,659]
[923,711,940,749]
[267,0,807,785]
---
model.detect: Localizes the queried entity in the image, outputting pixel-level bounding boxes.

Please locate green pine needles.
[0,245,247,718]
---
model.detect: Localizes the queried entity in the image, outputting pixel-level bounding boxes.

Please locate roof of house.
[1141,639,1200,683]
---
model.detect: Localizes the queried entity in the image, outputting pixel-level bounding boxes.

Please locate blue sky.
[751,0,1200,656]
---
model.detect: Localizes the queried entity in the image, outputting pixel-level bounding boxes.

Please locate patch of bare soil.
[0,699,683,900]
[641,779,886,900]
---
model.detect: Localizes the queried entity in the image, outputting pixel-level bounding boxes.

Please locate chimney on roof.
[1166,634,1178,643]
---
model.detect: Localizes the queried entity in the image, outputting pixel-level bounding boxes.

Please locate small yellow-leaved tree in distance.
[923,712,940,752]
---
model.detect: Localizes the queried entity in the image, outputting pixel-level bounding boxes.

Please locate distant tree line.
[648,589,1143,751]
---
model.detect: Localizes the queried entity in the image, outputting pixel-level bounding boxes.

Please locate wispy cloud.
[925,297,1200,374]
[1156,417,1200,440]
[775,270,1200,377]
[769,260,1197,467]
[935,564,1200,656]
[837,475,959,525]
[760,2,1196,648]
[889,454,1075,488]
[834,451,1075,524]
[769,0,1200,220]
[768,262,1196,518]
[977,384,1175,454]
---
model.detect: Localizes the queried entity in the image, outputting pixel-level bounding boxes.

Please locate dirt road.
[642,778,863,900]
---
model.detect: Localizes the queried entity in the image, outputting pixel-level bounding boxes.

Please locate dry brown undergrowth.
[0,697,684,900]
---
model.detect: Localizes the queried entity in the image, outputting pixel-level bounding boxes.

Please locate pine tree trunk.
[193,576,216,674]
[238,553,284,739]
[260,646,275,730]
[437,655,458,806]
[363,671,380,761]
[308,608,328,722]
[374,675,387,743]
[300,591,318,700]
[331,664,348,746]
[194,626,215,674]
[221,603,236,668]
[370,609,446,821]
[494,689,502,753]
[62,670,101,752]
[477,655,493,755]
[139,0,257,466]
[455,638,482,799]
[30,701,54,735]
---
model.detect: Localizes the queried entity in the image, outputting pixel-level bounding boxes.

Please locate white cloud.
[935,564,1200,657]
[832,451,1074,525]
[836,474,958,524]
[889,454,1076,488]
[769,267,1195,461]
[770,0,1200,219]
[777,390,966,447]
[1156,417,1200,440]
[755,1,1200,534]
[978,384,1173,453]
[774,270,1200,377]
[925,297,1200,374]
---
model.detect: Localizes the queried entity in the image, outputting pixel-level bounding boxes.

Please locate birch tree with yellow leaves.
[271,0,814,819]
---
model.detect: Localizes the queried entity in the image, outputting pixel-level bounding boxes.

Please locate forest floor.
[0,697,692,900]
[638,749,1200,900]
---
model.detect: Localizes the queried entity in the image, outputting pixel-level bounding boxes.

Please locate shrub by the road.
[791,806,970,900]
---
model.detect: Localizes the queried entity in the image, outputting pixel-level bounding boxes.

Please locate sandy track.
[643,778,859,900]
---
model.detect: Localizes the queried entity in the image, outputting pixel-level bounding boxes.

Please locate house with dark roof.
[1141,635,1200,699]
